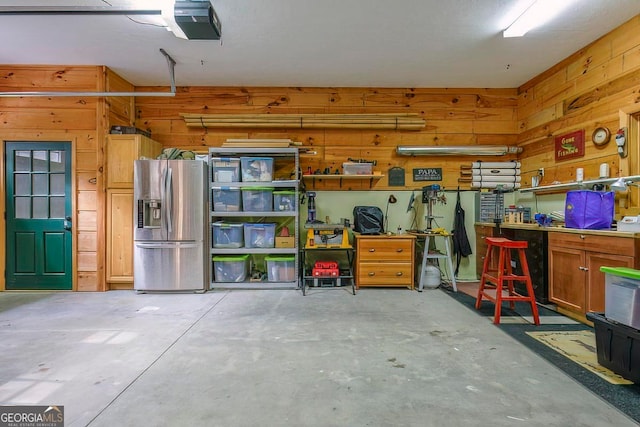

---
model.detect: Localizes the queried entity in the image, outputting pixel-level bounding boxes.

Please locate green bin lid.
[599,266,640,280]
[273,190,295,195]
[265,255,295,261]
[241,187,274,191]
[212,254,250,262]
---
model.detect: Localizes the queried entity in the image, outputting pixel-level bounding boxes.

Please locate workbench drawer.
[548,232,635,255]
[357,239,413,261]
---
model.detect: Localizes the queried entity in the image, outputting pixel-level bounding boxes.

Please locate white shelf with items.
[208,147,300,290]
[519,175,640,193]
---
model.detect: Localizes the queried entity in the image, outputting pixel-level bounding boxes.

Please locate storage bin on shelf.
[211,157,241,182]
[212,221,244,248]
[241,157,274,182]
[265,255,296,282]
[212,187,241,212]
[212,254,250,282]
[601,266,640,330]
[244,223,276,248]
[342,162,373,175]
[273,190,296,211]
[242,187,273,211]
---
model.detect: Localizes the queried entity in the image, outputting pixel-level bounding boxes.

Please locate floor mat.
[526,330,632,385]
[441,287,640,423]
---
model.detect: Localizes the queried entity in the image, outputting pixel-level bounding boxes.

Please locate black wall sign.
[388,167,405,186]
[413,167,442,181]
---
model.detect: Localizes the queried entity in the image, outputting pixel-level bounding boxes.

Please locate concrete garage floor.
[0,288,636,427]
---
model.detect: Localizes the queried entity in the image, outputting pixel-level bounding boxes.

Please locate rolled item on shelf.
[471,181,521,189]
[471,168,521,176]
[471,175,521,183]
[471,161,521,169]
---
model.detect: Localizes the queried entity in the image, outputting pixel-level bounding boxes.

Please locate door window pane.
[50,151,65,172]
[50,174,65,195]
[15,151,31,171]
[50,197,65,218]
[15,197,30,218]
[15,174,30,196]
[33,151,48,172]
[33,197,48,219]
[32,174,48,195]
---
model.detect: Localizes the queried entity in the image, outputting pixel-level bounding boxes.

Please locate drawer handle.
[578,266,589,271]
[396,272,403,276]
[580,235,585,239]
[368,272,375,276]
[369,248,376,252]
[396,248,403,253]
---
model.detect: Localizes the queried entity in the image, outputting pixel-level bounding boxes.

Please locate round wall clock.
[592,127,611,146]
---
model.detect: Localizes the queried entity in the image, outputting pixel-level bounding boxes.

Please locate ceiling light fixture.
[503,0,577,38]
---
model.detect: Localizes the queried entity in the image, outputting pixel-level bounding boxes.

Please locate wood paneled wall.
[516,15,640,214]
[134,87,519,190]
[0,65,135,291]
[1,14,640,291]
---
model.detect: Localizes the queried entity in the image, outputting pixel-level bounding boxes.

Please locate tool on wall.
[616,127,627,158]
[306,191,318,223]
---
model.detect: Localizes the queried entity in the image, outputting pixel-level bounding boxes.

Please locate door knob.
[64,218,72,231]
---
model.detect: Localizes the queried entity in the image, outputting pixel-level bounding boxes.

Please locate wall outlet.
[538,168,544,177]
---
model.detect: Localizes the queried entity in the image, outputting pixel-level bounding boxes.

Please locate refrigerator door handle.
[135,242,199,249]
[164,166,173,234]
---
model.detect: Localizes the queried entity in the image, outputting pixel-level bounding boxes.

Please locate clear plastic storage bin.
[212,254,250,282]
[266,255,296,282]
[273,190,296,211]
[212,222,244,248]
[602,266,640,330]
[241,187,273,212]
[210,157,241,182]
[240,157,274,182]
[342,162,373,175]
[244,223,276,248]
[212,187,242,212]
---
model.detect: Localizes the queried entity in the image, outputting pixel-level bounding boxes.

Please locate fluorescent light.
[503,0,577,38]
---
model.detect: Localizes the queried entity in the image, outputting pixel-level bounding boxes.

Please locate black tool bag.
[353,206,384,235]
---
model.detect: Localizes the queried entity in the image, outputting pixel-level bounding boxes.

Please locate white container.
[244,223,276,248]
[212,222,244,248]
[599,163,610,179]
[266,256,296,282]
[343,162,373,175]
[603,266,640,330]
[423,264,441,289]
[240,157,274,182]
[212,255,250,282]
[210,157,241,182]
[242,187,273,212]
[212,187,241,212]
[618,216,640,232]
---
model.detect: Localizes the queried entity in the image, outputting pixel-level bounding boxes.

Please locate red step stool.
[475,237,540,325]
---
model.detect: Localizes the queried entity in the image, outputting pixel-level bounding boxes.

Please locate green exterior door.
[5,142,72,290]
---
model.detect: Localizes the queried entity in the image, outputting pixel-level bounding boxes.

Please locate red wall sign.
[555,130,585,161]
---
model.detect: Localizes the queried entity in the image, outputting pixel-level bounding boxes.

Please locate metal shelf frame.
[208,147,300,290]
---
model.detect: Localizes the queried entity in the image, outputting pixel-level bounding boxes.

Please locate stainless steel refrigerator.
[133,159,208,292]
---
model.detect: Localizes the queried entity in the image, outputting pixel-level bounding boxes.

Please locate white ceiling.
[2,0,640,89]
